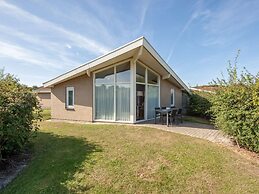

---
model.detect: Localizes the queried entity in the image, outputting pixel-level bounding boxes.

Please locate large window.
[147,85,159,119]
[95,67,114,120]
[136,64,146,83]
[95,61,130,121]
[116,63,130,121]
[66,87,74,109]
[136,62,159,120]
[147,69,159,119]
[171,88,175,106]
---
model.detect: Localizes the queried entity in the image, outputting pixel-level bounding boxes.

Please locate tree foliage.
[0,70,42,160]
[188,90,212,118]
[210,52,259,152]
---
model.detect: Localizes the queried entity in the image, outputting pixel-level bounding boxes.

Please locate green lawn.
[183,115,211,125]
[1,122,259,193]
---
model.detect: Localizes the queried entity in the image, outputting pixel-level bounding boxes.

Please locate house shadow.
[170,121,216,130]
[140,119,216,130]
[2,132,102,193]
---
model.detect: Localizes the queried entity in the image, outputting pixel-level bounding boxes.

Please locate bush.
[41,109,51,121]
[188,90,212,118]
[0,70,42,160]
[210,54,259,152]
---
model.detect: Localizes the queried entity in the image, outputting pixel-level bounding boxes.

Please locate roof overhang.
[43,37,191,94]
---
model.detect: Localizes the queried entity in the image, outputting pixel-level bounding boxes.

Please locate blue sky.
[0,0,258,87]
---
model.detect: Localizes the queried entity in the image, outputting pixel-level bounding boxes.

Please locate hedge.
[210,61,259,152]
[188,90,212,118]
[0,70,41,160]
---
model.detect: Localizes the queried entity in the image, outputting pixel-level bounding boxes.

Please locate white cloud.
[0,1,110,55]
[166,1,210,62]
[66,44,72,49]
[0,40,77,69]
[201,0,259,46]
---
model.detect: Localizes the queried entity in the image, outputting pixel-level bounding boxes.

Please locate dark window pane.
[136,63,145,83]
[68,90,73,106]
[148,70,158,84]
[116,62,130,83]
[171,93,174,105]
[95,67,114,84]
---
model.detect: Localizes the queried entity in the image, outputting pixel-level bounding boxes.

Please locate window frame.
[93,59,131,122]
[66,87,75,109]
[170,88,175,106]
[136,61,160,121]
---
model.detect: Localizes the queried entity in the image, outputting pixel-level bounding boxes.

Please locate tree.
[0,69,42,160]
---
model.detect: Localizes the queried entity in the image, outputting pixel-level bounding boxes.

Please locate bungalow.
[43,37,190,123]
[35,86,51,109]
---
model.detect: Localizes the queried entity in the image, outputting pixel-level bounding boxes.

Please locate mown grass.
[1,122,259,193]
[183,115,211,125]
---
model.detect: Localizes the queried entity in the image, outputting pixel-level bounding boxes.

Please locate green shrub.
[210,54,259,152]
[188,90,212,118]
[41,109,51,120]
[0,70,42,160]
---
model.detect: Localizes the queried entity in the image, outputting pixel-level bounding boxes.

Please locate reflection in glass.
[116,62,130,83]
[136,63,146,83]
[95,67,114,84]
[148,70,158,84]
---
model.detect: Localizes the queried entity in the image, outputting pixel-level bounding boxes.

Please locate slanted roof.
[43,37,190,94]
[35,86,51,94]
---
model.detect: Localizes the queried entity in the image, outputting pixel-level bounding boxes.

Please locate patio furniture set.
[154,106,183,127]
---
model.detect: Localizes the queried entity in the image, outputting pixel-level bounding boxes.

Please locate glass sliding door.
[136,62,159,121]
[147,85,159,119]
[136,63,146,121]
[147,70,159,119]
[136,84,145,120]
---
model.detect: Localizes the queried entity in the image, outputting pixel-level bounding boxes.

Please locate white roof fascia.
[43,37,144,87]
[142,38,191,94]
[43,36,190,94]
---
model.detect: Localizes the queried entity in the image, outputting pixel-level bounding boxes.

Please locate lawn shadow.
[171,122,216,130]
[1,131,102,194]
[140,119,215,130]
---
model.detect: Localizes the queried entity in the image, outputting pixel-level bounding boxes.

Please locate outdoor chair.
[176,108,183,123]
[154,107,161,124]
[169,109,178,126]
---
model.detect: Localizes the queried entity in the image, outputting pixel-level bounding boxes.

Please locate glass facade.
[95,67,115,120]
[136,62,159,120]
[95,61,159,122]
[95,62,130,121]
[116,63,130,121]
[136,64,146,83]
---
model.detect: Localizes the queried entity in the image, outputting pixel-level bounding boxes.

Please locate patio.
[137,119,233,146]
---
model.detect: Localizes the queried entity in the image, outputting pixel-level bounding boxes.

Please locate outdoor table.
[156,108,173,127]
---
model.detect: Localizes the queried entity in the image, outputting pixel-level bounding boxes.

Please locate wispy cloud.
[201,0,259,46]
[0,0,118,76]
[0,1,110,55]
[134,0,150,35]
[166,1,210,62]
[0,40,80,69]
